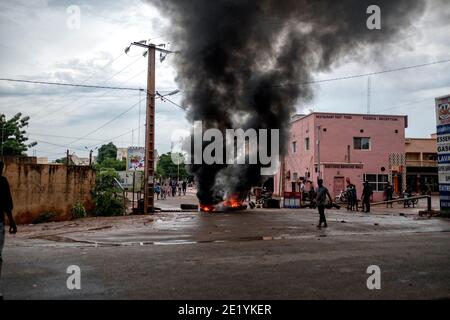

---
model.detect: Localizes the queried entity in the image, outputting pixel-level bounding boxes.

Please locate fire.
[199,193,247,213]
[224,198,241,208]
[199,204,215,213]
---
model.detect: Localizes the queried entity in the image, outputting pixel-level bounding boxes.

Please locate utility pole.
[66,149,70,166]
[85,146,97,166]
[317,125,321,181]
[126,41,176,214]
[1,114,5,156]
[367,76,371,114]
[138,90,141,147]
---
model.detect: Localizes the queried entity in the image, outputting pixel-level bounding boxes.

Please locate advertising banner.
[128,147,145,171]
[436,94,450,210]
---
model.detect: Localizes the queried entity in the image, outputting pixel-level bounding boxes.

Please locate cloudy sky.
[0,0,449,161]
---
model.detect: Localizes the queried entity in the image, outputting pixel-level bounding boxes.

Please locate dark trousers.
[318,205,327,225]
[363,198,370,212]
[386,194,393,208]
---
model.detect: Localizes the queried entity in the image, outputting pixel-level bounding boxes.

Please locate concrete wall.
[2,161,96,224]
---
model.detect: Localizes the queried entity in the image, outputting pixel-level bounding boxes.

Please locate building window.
[305,137,310,151]
[292,141,297,154]
[354,137,371,150]
[363,174,389,192]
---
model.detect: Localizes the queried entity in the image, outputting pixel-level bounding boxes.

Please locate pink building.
[274,112,408,201]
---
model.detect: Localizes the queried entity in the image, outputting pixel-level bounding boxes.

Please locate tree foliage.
[91,169,125,216]
[97,142,117,164]
[54,157,74,165]
[95,142,126,171]
[95,158,126,171]
[0,113,37,156]
[156,152,188,180]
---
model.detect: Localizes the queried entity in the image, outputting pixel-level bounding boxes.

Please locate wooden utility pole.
[89,149,93,166]
[144,46,156,214]
[126,41,176,214]
[317,125,321,181]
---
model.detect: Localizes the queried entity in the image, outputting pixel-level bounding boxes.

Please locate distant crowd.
[154,179,188,200]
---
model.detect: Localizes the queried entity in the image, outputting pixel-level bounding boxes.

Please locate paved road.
[2,207,450,299]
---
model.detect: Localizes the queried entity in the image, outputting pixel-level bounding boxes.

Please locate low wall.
[2,162,96,224]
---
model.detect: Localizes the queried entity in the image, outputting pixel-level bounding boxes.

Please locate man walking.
[0,161,17,300]
[316,179,333,229]
[362,181,373,213]
[182,180,187,196]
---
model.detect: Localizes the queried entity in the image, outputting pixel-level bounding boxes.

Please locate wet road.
[2,208,450,299]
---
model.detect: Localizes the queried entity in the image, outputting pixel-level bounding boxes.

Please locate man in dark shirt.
[384,181,394,208]
[362,181,373,213]
[0,161,17,299]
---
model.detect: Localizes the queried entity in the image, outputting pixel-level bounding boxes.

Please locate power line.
[273,58,450,88]
[27,52,127,118]
[2,58,448,96]
[0,78,144,92]
[148,58,450,93]
[31,138,87,152]
[66,97,146,145]
[156,91,187,111]
[87,125,147,149]
[161,96,187,111]
[32,126,142,155]
[38,68,148,124]
[27,132,112,142]
[377,97,432,113]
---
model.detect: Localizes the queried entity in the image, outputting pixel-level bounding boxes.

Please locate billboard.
[127,147,145,171]
[435,94,450,210]
[117,171,143,191]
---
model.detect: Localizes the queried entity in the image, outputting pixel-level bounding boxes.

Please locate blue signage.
[438,153,450,164]
[437,124,450,135]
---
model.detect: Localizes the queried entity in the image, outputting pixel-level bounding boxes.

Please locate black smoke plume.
[150,0,424,205]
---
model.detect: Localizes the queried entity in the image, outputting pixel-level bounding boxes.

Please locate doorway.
[333,177,345,197]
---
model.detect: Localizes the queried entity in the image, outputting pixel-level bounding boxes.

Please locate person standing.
[362,181,373,213]
[384,181,394,208]
[316,179,333,229]
[171,179,177,197]
[155,183,161,200]
[177,181,182,197]
[166,182,171,198]
[182,180,187,196]
[0,161,17,300]
[308,181,316,208]
[299,180,305,205]
[345,178,356,211]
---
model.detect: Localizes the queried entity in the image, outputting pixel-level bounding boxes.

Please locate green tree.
[91,169,125,216]
[54,157,74,165]
[0,113,37,156]
[97,142,117,164]
[156,152,188,180]
[95,158,126,171]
